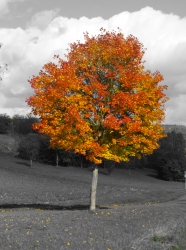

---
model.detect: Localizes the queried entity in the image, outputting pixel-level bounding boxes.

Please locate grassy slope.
[0,155,186,249]
[0,134,21,156]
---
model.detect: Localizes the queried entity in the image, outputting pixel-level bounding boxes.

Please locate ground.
[0,155,186,249]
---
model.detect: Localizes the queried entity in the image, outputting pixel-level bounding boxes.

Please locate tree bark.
[80,155,83,168]
[56,152,59,167]
[89,165,98,211]
[128,167,130,175]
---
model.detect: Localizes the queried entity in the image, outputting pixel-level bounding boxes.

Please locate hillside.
[162,124,186,134]
[162,124,186,141]
[0,134,20,156]
[0,124,186,156]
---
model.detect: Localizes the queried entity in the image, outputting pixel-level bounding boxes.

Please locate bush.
[147,131,186,181]
[153,151,186,181]
[157,155,186,181]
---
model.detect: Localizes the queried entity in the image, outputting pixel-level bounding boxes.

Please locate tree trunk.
[30,159,32,167]
[80,155,83,168]
[128,167,130,175]
[89,165,98,211]
[56,152,59,167]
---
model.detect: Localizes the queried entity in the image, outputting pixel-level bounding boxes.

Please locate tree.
[18,133,41,167]
[26,29,168,211]
[12,114,39,134]
[0,113,11,134]
[147,131,186,181]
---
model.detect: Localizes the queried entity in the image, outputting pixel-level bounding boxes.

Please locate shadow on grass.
[0,204,109,211]
[98,170,110,175]
[15,161,30,167]
[147,174,164,180]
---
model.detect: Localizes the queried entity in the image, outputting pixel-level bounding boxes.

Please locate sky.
[0,0,186,125]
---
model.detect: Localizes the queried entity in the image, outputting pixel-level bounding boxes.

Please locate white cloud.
[0,7,186,125]
[26,9,60,30]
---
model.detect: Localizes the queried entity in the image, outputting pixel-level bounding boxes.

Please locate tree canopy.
[27,29,168,164]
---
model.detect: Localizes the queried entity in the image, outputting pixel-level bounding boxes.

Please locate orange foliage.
[27,29,169,164]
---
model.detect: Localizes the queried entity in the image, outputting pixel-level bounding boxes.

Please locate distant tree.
[17,133,78,167]
[0,114,11,134]
[148,131,186,181]
[156,154,186,181]
[158,131,185,155]
[12,114,39,134]
[37,135,57,165]
[18,133,40,167]
[26,29,168,211]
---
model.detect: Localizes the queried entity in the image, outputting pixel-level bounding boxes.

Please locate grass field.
[0,155,186,250]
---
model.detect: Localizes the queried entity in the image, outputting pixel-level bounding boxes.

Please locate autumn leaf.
[26,28,169,164]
